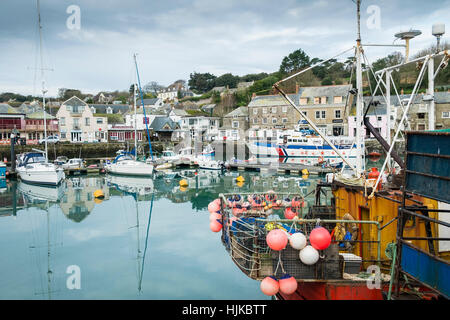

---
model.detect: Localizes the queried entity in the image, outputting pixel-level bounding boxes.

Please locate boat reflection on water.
[106,174,154,197]
[18,181,66,204]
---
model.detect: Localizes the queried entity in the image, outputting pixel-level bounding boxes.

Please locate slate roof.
[62,96,88,107]
[0,103,21,114]
[26,111,56,119]
[137,98,160,106]
[89,104,130,114]
[150,117,180,132]
[169,109,189,116]
[298,84,352,101]
[248,94,299,107]
[224,107,248,118]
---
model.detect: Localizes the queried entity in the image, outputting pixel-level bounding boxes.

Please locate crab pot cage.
[219,192,349,281]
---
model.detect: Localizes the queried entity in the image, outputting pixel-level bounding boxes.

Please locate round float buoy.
[289,232,307,250]
[236,181,244,188]
[179,179,188,187]
[260,276,279,296]
[209,212,222,222]
[266,229,288,251]
[309,227,331,250]
[301,169,309,176]
[236,175,245,182]
[208,201,220,213]
[210,219,222,232]
[284,208,296,220]
[299,245,319,265]
[93,189,104,199]
[279,274,298,295]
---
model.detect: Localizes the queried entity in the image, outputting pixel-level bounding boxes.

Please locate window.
[282,106,287,113]
[282,118,288,123]
[253,108,258,115]
[418,124,426,130]
[335,110,341,119]
[272,118,277,124]
[106,107,113,114]
[320,96,327,104]
[232,121,239,128]
[85,118,90,126]
[442,112,450,118]
[315,111,321,119]
[253,118,258,124]
[418,113,425,119]
[263,108,268,114]
[333,96,343,103]
[96,118,103,124]
[61,132,66,139]
[262,118,268,124]
[90,107,96,114]
[300,98,308,105]
[143,117,150,124]
[377,116,382,121]
[321,110,326,119]
[314,97,320,104]
[60,117,65,126]
[272,107,277,114]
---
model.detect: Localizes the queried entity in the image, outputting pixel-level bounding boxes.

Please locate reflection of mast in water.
[138,193,154,293]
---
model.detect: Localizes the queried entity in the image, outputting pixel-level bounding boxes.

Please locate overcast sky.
[1,0,449,97]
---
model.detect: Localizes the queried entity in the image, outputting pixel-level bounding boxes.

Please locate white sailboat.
[17,1,65,186]
[105,55,154,176]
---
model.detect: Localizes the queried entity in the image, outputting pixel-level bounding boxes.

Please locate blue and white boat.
[248,130,358,166]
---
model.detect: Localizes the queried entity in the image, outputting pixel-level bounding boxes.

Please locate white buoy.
[289,232,307,250]
[299,245,319,265]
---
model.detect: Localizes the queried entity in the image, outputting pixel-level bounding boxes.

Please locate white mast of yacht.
[37,0,49,162]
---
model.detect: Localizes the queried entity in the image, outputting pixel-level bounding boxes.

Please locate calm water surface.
[0,169,325,300]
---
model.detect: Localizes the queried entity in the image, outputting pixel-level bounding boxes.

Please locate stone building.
[218,107,249,141]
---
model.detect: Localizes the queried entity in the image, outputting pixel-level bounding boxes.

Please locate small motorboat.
[198,157,224,170]
[62,158,85,170]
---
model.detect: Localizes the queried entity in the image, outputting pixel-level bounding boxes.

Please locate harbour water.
[0,170,326,300]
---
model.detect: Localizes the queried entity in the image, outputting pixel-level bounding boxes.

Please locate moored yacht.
[105,154,154,176]
[16,152,65,186]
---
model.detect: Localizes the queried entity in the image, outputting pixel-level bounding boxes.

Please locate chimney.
[296,83,300,94]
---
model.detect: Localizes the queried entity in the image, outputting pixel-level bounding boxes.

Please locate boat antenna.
[133,54,154,161]
[354,0,365,176]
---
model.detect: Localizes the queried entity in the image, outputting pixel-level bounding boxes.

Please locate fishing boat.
[16,152,65,186]
[248,130,358,167]
[212,0,449,300]
[201,144,215,157]
[105,54,154,176]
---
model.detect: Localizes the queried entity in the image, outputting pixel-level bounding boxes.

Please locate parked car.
[39,135,60,145]
[62,158,85,170]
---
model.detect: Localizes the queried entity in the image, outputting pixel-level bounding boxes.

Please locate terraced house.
[57,96,108,143]
[248,84,353,137]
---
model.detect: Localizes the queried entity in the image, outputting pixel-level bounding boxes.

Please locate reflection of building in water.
[0,181,25,217]
[60,176,110,222]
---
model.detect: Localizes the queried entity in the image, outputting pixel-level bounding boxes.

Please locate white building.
[57,96,108,143]
[179,116,220,141]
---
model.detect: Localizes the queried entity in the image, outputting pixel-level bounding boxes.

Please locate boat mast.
[355,0,365,176]
[37,0,48,162]
[133,54,154,161]
[134,75,137,158]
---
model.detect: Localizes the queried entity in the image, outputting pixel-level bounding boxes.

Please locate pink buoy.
[210,220,222,232]
[260,276,279,296]
[208,201,220,213]
[309,226,331,250]
[266,229,288,251]
[284,208,296,220]
[279,274,298,295]
[209,212,222,222]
